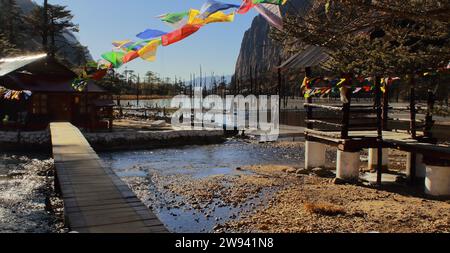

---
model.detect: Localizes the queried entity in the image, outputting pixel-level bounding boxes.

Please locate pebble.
[296,168,310,175]
[332,178,346,185]
[286,168,297,174]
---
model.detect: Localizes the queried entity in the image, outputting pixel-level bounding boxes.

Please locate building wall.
[1,92,112,130]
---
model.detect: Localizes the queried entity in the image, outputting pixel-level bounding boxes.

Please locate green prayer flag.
[101,51,126,68]
[160,12,189,24]
[252,0,287,5]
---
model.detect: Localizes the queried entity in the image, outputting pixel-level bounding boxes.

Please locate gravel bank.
[120,140,450,233]
[0,155,64,233]
[218,165,450,233]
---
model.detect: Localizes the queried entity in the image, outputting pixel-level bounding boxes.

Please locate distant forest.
[97,69,230,98]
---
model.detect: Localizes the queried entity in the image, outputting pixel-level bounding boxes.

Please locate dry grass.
[304,202,346,216]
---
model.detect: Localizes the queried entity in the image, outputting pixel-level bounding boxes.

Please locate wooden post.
[109,112,113,132]
[191,95,195,129]
[305,67,313,129]
[374,76,383,185]
[382,82,389,130]
[85,82,89,132]
[341,79,352,139]
[136,84,140,107]
[410,77,417,139]
[409,152,417,184]
[341,92,351,139]
[424,89,435,139]
[277,59,282,114]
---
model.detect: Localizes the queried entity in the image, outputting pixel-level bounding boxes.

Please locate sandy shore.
[0,155,64,233]
[219,165,450,233]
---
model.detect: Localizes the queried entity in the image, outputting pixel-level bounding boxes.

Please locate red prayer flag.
[237,0,255,14]
[123,50,140,64]
[161,24,202,46]
[91,69,108,81]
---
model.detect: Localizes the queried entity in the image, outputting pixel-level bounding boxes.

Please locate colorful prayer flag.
[353,87,362,94]
[136,29,167,40]
[301,77,310,89]
[199,0,240,19]
[158,11,189,29]
[161,24,203,46]
[122,51,140,64]
[252,0,287,5]
[188,9,235,25]
[137,39,162,61]
[101,51,126,68]
[91,69,108,81]
[159,11,189,24]
[112,40,132,48]
[237,0,256,14]
[125,40,152,51]
[71,78,88,92]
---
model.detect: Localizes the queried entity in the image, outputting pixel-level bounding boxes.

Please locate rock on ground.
[0,155,64,233]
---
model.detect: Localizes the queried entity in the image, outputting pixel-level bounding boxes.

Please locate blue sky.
[34,0,257,80]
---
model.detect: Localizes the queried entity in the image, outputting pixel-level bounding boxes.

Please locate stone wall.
[85,130,226,151]
[0,130,50,151]
[0,129,226,152]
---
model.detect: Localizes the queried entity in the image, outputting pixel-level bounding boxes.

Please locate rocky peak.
[234,0,311,87]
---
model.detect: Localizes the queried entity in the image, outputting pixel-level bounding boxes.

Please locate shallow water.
[99,140,305,232]
[100,140,304,179]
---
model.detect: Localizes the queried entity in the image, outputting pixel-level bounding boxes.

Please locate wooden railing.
[390,88,435,140]
[304,102,379,139]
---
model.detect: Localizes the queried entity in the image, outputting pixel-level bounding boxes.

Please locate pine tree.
[0,33,18,58]
[273,0,450,76]
[26,3,79,57]
[0,0,25,47]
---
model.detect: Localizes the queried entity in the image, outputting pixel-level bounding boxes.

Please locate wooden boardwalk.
[50,122,167,233]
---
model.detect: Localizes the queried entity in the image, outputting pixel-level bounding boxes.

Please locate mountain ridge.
[2,0,92,66]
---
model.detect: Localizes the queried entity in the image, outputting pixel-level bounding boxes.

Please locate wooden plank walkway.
[50,122,167,233]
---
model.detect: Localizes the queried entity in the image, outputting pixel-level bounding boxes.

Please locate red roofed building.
[0,54,114,131]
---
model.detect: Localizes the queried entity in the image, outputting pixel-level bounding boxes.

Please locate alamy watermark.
[171,87,280,141]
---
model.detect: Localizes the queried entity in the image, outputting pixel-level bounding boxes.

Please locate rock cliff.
[234,0,311,86]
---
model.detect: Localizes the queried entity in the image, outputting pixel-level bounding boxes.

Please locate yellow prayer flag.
[188,9,235,25]
[112,40,132,48]
[137,39,162,62]
[337,78,347,87]
[301,77,310,89]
